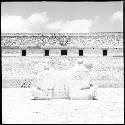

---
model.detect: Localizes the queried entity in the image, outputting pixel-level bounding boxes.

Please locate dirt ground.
[2,88,124,124]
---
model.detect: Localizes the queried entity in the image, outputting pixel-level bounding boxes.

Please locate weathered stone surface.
[69,85,98,100]
[2,56,124,88]
[31,87,53,100]
[1,32,123,48]
[1,32,123,89]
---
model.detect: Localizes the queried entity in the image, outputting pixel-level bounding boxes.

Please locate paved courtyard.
[2,88,124,124]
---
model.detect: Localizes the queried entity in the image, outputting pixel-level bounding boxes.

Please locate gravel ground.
[2,88,124,124]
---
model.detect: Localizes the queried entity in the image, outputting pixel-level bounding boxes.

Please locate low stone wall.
[2,56,124,88]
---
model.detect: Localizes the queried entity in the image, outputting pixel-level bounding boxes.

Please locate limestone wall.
[2,49,21,56]
[1,32,123,49]
[49,49,60,56]
[84,49,102,56]
[1,32,123,88]
[2,56,124,88]
[68,49,79,56]
[27,49,44,56]
[2,48,123,57]
[107,48,123,57]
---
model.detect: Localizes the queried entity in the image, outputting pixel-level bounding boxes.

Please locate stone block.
[31,87,53,100]
[69,85,98,100]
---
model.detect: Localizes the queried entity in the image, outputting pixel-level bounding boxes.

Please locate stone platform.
[2,88,124,124]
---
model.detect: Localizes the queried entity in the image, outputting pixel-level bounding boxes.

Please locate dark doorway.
[45,50,49,56]
[79,50,83,56]
[103,49,107,56]
[22,50,26,56]
[61,50,67,55]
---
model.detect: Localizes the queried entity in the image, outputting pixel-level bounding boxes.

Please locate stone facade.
[1,32,124,88]
[1,32,123,48]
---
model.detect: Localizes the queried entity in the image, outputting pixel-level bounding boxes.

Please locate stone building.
[1,32,123,57]
[1,32,124,88]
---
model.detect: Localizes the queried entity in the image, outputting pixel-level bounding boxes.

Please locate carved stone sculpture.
[31,59,98,100]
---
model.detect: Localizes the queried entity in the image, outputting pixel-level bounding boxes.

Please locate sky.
[1,1,123,33]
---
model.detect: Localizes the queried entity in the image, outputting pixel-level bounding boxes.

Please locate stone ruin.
[31,59,98,100]
[2,32,123,88]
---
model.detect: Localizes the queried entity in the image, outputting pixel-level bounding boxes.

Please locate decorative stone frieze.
[1,32,123,49]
